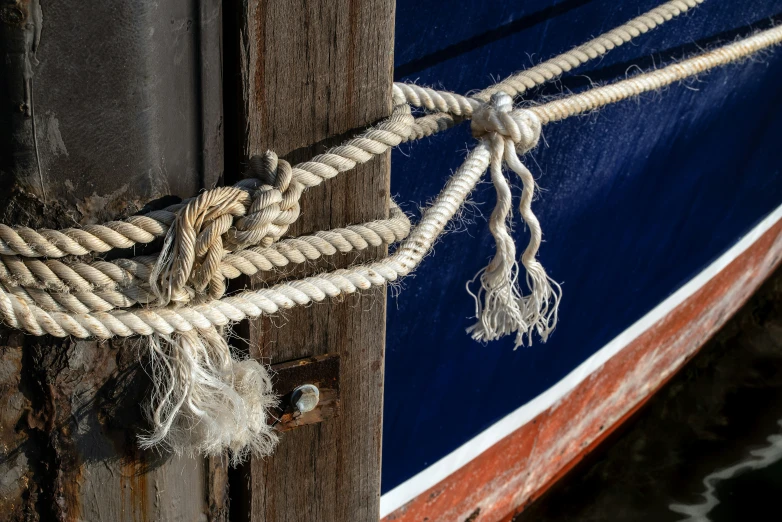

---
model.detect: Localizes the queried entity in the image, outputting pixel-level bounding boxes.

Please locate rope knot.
[149,150,308,307]
[231,151,304,249]
[467,92,559,348]
[150,185,252,304]
[470,92,541,154]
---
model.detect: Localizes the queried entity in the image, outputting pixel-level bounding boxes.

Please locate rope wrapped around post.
[1,0,780,461]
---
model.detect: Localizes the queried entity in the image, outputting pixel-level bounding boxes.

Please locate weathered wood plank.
[0,1,223,520]
[230,0,395,520]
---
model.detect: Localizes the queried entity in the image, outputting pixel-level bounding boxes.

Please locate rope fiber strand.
[3,0,782,461]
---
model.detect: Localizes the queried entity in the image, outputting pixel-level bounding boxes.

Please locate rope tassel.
[504,140,562,345]
[141,326,278,463]
[2,2,781,460]
[467,93,561,348]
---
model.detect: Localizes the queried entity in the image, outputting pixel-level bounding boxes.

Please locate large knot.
[470,92,541,154]
[230,151,305,249]
[149,151,308,306]
[151,185,253,304]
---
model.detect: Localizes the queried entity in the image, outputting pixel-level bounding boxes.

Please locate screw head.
[291,384,320,414]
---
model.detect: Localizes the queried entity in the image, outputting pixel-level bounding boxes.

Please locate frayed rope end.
[466,261,528,347]
[467,91,561,349]
[139,327,279,466]
[520,260,562,345]
[467,261,561,349]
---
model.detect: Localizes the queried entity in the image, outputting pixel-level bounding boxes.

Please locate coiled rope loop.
[4,0,780,461]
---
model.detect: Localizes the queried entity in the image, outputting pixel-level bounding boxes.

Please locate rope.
[0,104,413,261]
[0,202,410,313]
[0,145,492,340]
[527,25,782,123]
[467,95,560,347]
[476,0,705,101]
[4,23,780,341]
[0,0,701,308]
[396,0,705,139]
[4,0,779,459]
[0,0,699,262]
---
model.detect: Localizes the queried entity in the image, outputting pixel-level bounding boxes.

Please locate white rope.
[0,202,410,312]
[5,0,779,460]
[466,94,560,347]
[0,0,701,263]
[396,0,705,138]
[0,145,491,339]
[5,21,781,340]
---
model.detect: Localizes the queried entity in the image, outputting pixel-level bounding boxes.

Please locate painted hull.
[383,209,782,521]
[382,0,782,519]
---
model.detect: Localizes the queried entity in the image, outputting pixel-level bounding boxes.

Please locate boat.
[381,0,782,520]
[0,1,780,521]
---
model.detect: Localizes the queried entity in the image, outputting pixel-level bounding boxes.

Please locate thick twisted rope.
[0,0,698,263]
[477,0,705,101]
[0,203,410,313]
[0,0,701,320]
[3,22,780,341]
[396,0,704,140]
[0,114,414,314]
[3,1,778,459]
[0,145,491,340]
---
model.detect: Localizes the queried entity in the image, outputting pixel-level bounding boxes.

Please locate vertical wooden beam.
[0,1,223,520]
[232,0,395,520]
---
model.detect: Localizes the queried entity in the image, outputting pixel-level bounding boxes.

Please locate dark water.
[515,268,782,522]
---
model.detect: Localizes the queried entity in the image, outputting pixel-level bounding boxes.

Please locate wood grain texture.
[0,1,222,520]
[230,0,395,520]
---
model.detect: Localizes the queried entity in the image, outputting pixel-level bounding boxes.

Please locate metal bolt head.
[291,384,320,414]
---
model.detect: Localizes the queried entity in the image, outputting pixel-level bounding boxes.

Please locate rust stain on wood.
[120,454,150,522]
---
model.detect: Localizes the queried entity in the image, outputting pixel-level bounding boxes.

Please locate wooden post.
[229,0,395,520]
[0,1,223,520]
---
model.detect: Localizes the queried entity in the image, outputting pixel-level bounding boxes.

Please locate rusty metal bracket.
[271,353,340,431]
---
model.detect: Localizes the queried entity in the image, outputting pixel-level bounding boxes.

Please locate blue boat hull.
[382,0,782,518]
